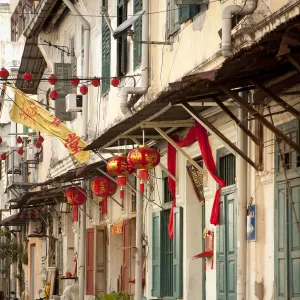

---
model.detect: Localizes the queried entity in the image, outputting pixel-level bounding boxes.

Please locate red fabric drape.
[167,122,226,238]
[72,206,78,222]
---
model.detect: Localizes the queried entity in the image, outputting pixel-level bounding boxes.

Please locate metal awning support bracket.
[154,127,203,174]
[219,86,300,154]
[181,102,259,170]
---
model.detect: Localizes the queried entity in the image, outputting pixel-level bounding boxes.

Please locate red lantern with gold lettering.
[127,145,160,193]
[91,176,117,215]
[65,187,87,206]
[107,154,135,199]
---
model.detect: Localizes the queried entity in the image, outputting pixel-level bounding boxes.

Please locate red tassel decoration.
[139,169,149,181]
[72,206,78,222]
[101,197,107,215]
[118,176,126,186]
[120,188,125,199]
[140,181,145,194]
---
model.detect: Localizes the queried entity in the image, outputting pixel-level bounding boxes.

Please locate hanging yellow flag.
[10,88,90,164]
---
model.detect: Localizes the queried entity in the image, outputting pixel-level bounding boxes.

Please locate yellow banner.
[10,88,90,164]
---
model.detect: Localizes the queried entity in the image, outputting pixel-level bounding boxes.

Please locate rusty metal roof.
[86,13,300,151]
[0,208,43,226]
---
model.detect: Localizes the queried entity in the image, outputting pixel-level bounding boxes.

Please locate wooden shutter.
[152,211,162,297]
[53,63,73,121]
[122,219,130,292]
[217,195,226,299]
[86,228,95,295]
[179,5,200,24]
[95,225,107,296]
[133,0,142,69]
[102,5,111,95]
[173,206,183,299]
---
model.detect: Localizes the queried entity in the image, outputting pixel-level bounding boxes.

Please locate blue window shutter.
[152,211,162,297]
[173,206,183,298]
[179,5,201,24]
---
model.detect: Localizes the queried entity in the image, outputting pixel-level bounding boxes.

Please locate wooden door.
[86,228,94,295]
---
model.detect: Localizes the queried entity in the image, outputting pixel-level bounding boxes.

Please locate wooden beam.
[181,102,259,170]
[220,86,300,154]
[287,54,300,71]
[120,135,164,139]
[154,127,204,174]
[142,120,194,128]
[214,97,261,145]
[130,137,178,183]
[250,79,300,119]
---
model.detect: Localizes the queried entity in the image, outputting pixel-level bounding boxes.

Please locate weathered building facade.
[0,0,299,300]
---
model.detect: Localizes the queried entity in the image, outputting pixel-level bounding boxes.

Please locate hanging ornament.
[17,148,24,155]
[91,77,100,87]
[38,136,44,143]
[107,154,135,199]
[91,176,117,215]
[71,76,80,86]
[80,85,88,95]
[48,74,57,85]
[111,77,120,87]
[0,67,9,79]
[49,90,59,100]
[0,153,7,160]
[23,72,32,82]
[0,137,2,144]
[35,142,42,148]
[65,187,87,206]
[127,146,160,193]
[16,136,23,144]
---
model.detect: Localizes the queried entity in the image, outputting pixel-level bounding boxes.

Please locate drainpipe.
[120,0,149,115]
[222,0,258,57]
[236,92,248,300]
[61,1,90,300]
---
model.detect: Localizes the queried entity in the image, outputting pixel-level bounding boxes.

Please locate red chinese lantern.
[0,67,9,79]
[111,77,120,87]
[65,187,87,206]
[48,74,57,85]
[17,148,24,155]
[0,137,2,144]
[71,76,80,86]
[91,77,100,87]
[23,72,32,82]
[50,90,59,100]
[38,136,44,143]
[0,153,7,160]
[91,176,117,215]
[16,136,23,144]
[127,146,160,193]
[107,154,135,199]
[80,85,88,95]
[35,142,42,148]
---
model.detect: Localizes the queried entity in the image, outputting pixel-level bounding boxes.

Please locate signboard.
[247,205,256,241]
[112,220,123,236]
[186,165,205,203]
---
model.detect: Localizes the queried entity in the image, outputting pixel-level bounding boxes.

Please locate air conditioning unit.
[175,0,207,3]
[66,94,83,112]
[6,175,23,200]
[24,145,38,163]
[27,220,41,235]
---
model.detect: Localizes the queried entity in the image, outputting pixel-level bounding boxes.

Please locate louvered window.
[134,0,142,69]
[102,0,111,95]
[219,154,236,186]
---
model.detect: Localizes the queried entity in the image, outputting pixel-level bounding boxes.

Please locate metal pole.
[135,177,143,299]
[236,92,248,300]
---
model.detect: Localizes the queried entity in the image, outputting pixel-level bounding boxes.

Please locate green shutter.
[179,5,201,24]
[23,125,29,135]
[152,211,162,297]
[102,7,111,95]
[173,206,183,299]
[134,0,142,69]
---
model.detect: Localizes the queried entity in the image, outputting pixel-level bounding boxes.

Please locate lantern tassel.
[139,169,149,181]
[140,181,145,194]
[120,188,125,199]
[102,197,108,215]
[118,176,126,186]
[72,206,78,222]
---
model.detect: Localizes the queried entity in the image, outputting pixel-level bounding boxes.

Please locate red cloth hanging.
[167,122,226,239]
[72,206,78,222]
